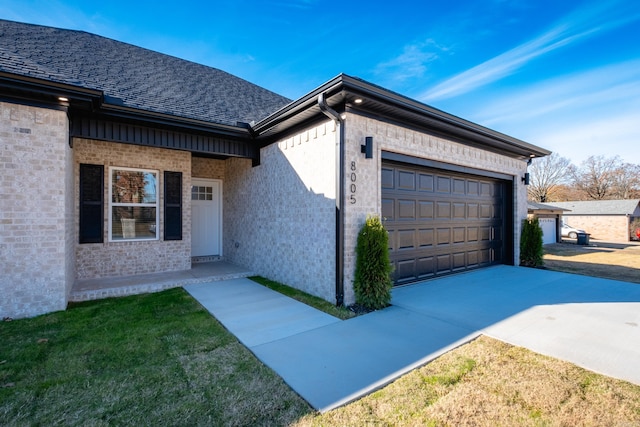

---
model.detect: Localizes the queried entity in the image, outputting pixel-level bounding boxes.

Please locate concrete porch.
[70,261,254,302]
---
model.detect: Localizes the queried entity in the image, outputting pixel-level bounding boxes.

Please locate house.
[550,200,640,242]
[527,202,568,245]
[0,19,550,319]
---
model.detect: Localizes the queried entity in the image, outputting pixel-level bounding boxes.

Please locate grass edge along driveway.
[2,286,640,426]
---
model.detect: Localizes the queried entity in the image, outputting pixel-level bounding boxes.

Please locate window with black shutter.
[79,163,104,243]
[164,171,182,240]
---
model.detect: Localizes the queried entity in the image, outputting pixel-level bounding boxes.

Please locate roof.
[0,19,291,127]
[527,202,569,212]
[550,200,640,216]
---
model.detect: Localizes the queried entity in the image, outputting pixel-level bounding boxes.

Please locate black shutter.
[164,171,182,240]
[79,163,104,243]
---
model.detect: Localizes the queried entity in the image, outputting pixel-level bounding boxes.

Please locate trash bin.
[576,232,590,245]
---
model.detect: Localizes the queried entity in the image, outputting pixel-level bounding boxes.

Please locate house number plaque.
[349,161,357,204]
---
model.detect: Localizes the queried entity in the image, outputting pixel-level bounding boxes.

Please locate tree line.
[527,154,640,203]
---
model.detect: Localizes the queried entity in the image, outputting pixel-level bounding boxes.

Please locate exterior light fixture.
[361,136,373,159]
[58,97,69,102]
[354,98,363,104]
[522,172,530,185]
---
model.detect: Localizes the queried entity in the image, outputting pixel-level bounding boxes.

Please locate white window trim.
[108,166,160,242]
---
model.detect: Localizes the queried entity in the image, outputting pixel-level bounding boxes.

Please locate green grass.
[249,276,356,320]
[0,288,311,426]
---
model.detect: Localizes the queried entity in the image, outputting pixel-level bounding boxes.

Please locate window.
[109,167,159,241]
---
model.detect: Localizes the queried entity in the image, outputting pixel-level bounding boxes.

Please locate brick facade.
[224,121,338,302]
[74,138,192,279]
[192,157,225,180]
[564,215,630,242]
[0,102,72,318]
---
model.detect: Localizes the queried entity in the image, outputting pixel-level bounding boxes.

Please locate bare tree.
[570,155,622,200]
[610,163,640,199]
[527,153,571,202]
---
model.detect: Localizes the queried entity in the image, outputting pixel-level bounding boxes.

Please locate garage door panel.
[436,176,451,193]
[418,174,434,192]
[396,259,417,284]
[453,178,466,194]
[383,161,507,285]
[452,252,466,271]
[468,180,479,196]
[418,201,434,219]
[382,168,394,188]
[437,228,451,245]
[381,198,394,220]
[453,227,465,243]
[418,228,435,247]
[417,257,435,279]
[468,203,479,218]
[468,227,479,241]
[480,204,492,218]
[398,170,416,190]
[453,203,466,219]
[398,199,416,220]
[436,254,452,274]
[437,202,451,218]
[468,250,479,267]
[398,229,416,249]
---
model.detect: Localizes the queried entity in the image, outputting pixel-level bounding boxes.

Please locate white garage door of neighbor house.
[539,217,556,245]
[191,179,222,257]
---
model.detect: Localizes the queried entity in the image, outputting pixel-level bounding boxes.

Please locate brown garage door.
[381,161,509,285]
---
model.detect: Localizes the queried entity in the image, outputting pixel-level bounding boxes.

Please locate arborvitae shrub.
[520,217,544,267]
[353,215,393,310]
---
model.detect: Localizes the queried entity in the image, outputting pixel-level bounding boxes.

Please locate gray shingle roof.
[0,19,291,126]
[527,202,569,212]
[550,200,640,216]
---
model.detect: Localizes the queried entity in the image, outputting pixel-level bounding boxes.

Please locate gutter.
[318,92,345,307]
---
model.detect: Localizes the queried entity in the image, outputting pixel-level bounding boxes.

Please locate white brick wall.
[0,102,71,319]
[74,139,192,279]
[224,121,338,302]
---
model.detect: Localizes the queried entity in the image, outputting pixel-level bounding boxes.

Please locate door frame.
[191,178,223,257]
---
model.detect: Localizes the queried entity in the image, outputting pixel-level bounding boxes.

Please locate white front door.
[191,179,222,256]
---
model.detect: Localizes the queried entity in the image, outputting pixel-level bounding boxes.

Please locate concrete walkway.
[184,265,640,413]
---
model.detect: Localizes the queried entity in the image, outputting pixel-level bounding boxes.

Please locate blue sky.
[2,0,639,164]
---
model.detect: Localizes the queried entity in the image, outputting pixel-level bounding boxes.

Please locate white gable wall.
[224,120,338,302]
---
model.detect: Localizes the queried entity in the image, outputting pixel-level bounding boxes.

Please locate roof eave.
[252,74,551,160]
[0,72,252,138]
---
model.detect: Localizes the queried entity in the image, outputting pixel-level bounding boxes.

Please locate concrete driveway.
[185,265,640,412]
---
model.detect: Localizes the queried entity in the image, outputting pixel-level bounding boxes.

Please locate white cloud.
[374,39,447,82]
[454,59,640,164]
[418,0,640,102]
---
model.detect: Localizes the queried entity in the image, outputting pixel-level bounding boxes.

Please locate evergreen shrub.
[520,217,544,267]
[353,215,393,310]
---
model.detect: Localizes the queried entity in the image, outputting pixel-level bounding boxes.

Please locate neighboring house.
[0,20,550,319]
[550,200,640,242]
[527,202,568,245]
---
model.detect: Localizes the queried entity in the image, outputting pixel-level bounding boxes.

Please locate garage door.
[381,161,509,285]
[538,217,557,245]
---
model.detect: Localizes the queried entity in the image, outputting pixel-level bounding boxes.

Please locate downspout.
[318,93,345,306]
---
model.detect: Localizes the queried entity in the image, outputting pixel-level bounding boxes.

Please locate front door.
[191,179,222,257]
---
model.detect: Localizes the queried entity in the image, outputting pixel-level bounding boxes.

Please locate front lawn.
[0,289,310,426]
[3,288,640,426]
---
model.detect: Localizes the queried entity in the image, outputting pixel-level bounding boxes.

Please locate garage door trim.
[382,151,514,182]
